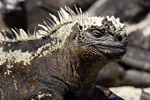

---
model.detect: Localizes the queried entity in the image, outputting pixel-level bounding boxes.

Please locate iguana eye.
[93,29,105,37]
[87,26,105,38]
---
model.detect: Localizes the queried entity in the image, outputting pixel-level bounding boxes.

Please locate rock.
[140,90,150,100]
[97,63,125,87]
[0,0,27,31]
[110,86,150,100]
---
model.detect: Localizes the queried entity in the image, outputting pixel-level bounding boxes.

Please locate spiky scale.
[49,13,60,25]
[19,29,28,40]
[65,6,76,16]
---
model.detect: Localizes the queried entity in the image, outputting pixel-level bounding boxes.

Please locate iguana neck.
[69,52,109,99]
[30,43,107,99]
[41,44,109,99]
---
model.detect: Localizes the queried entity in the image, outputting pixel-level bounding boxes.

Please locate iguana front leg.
[25,78,77,100]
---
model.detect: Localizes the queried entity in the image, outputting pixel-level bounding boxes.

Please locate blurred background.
[0,0,150,99]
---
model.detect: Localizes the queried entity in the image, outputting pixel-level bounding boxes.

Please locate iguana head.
[68,15,127,63]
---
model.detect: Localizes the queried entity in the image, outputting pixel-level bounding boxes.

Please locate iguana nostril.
[114,31,126,42]
[114,35,123,42]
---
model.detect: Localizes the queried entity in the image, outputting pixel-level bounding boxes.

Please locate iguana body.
[0,7,127,100]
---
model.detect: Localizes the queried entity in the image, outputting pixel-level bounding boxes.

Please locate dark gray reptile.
[0,7,127,100]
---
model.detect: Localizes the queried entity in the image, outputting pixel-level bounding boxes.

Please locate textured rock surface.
[87,0,150,23]
[0,0,96,32]
[110,86,150,100]
[0,0,27,31]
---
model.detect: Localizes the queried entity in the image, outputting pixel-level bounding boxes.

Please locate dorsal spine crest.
[0,6,82,42]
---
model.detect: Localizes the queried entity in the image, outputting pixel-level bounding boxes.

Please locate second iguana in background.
[0,6,127,100]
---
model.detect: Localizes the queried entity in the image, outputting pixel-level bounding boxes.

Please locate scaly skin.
[0,7,127,100]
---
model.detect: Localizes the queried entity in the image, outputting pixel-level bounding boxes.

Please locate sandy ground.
[110,86,150,100]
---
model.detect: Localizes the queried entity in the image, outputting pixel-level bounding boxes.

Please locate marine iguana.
[0,7,127,100]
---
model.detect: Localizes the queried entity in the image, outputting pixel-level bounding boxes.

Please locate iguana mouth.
[98,45,127,54]
[96,34,128,55]
[98,42,127,48]
[89,44,127,57]
[97,46,127,59]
